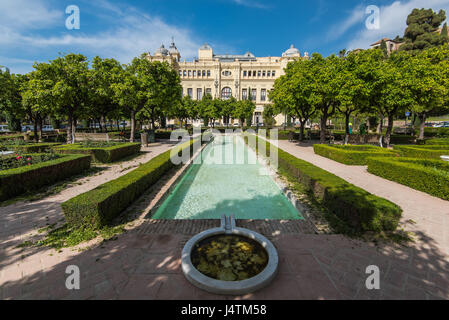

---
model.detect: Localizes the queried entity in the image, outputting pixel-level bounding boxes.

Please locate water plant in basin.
[191,234,269,281]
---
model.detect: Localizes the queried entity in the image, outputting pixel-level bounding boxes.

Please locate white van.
[0,125,10,133]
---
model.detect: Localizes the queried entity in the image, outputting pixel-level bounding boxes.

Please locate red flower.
[27,157,31,161]
[16,156,22,160]
[27,163,31,166]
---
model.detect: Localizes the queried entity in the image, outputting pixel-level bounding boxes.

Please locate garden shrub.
[0,154,91,201]
[245,135,402,233]
[425,138,449,145]
[313,144,398,165]
[424,127,449,138]
[62,140,197,228]
[10,143,62,153]
[0,134,24,144]
[393,145,449,159]
[367,157,449,200]
[390,135,416,145]
[54,142,141,163]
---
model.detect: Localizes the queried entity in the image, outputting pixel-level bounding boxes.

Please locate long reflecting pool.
[152,135,303,220]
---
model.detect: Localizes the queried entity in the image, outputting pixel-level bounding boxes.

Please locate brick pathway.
[1,139,448,300]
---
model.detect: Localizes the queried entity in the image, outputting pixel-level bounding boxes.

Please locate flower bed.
[54,142,141,163]
[62,140,197,228]
[245,135,402,233]
[9,143,62,153]
[0,153,59,171]
[0,154,91,201]
[313,144,398,165]
[367,157,449,200]
[393,145,449,159]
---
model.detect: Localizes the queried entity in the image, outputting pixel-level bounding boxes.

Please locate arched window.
[221,87,232,100]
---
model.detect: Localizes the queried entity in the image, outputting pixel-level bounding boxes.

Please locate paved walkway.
[0,139,448,300]
[274,140,449,257]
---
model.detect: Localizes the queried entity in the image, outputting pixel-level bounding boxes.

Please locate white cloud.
[326,5,366,41]
[0,0,204,73]
[231,0,269,9]
[343,0,449,50]
[0,0,61,29]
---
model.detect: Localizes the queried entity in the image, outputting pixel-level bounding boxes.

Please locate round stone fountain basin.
[181,216,278,295]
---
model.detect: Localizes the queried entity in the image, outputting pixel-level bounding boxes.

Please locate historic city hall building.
[146,40,307,125]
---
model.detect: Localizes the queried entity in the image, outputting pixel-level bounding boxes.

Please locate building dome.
[244,51,255,57]
[155,44,169,56]
[169,38,179,54]
[282,44,300,57]
[199,43,212,50]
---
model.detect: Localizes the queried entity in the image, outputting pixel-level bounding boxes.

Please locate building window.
[257,71,261,77]
[251,89,257,101]
[262,71,266,77]
[267,71,271,77]
[242,89,248,100]
[188,70,191,77]
[187,88,193,98]
[206,88,212,96]
[272,71,276,77]
[222,70,232,76]
[221,87,232,100]
[202,70,206,77]
[197,88,202,100]
[261,89,266,101]
[207,70,211,77]
[243,71,247,77]
[179,70,182,77]
[183,70,187,77]
[253,71,257,77]
[193,70,196,77]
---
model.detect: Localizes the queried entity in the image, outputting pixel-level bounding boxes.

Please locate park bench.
[74,132,110,142]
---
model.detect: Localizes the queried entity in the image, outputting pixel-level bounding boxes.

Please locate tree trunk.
[299,119,306,141]
[71,117,76,144]
[130,110,136,143]
[67,111,73,144]
[377,114,384,134]
[344,112,350,145]
[33,118,39,142]
[39,117,43,142]
[384,114,394,147]
[418,113,426,140]
[320,116,327,144]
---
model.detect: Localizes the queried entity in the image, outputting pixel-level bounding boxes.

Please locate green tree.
[441,22,449,44]
[400,8,447,52]
[0,70,25,132]
[406,46,449,139]
[221,97,236,127]
[88,57,123,132]
[232,99,255,127]
[269,60,316,141]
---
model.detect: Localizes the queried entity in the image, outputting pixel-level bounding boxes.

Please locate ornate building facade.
[146,40,307,125]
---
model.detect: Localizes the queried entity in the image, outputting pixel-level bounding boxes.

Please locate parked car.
[42,125,54,132]
[21,125,33,132]
[233,123,240,127]
[0,125,11,133]
[443,121,449,128]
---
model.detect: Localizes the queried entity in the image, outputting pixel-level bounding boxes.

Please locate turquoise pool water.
[152,135,303,220]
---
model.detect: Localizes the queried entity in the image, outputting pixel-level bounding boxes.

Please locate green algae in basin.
[191,234,268,281]
[152,136,303,220]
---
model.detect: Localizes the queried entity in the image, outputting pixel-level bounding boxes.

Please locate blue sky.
[2,0,449,74]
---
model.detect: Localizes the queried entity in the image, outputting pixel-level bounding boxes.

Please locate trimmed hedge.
[424,127,449,138]
[393,145,449,159]
[62,140,197,228]
[245,135,402,233]
[0,154,91,201]
[425,138,449,145]
[0,134,24,143]
[10,143,62,153]
[313,144,398,165]
[54,143,141,163]
[367,157,449,200]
